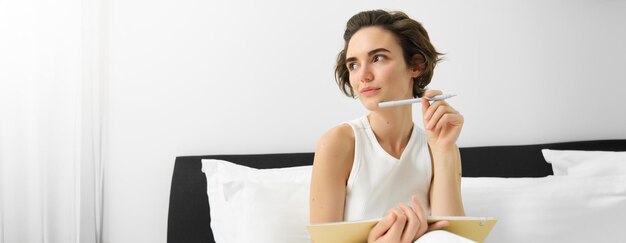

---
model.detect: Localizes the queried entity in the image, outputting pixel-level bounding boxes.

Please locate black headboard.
[167,139,626,243]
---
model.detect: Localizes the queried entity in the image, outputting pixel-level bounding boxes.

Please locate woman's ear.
[410,54,426,78]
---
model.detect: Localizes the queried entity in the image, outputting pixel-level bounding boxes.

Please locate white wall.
[104,0,626,242]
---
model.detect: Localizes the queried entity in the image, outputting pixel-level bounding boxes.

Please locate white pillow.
[542,149,626,176]
[201,159,312,243]
[461,175,626,243]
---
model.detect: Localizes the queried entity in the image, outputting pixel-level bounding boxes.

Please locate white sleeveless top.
[343,116,432,221]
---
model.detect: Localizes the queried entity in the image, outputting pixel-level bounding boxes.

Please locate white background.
[103,0,626,242]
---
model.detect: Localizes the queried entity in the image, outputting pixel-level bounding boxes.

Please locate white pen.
[378,94,457,108]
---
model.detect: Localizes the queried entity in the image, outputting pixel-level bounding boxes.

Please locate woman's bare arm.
[421,90,465,216]
[309,124,355,224]
[428,145,465,216]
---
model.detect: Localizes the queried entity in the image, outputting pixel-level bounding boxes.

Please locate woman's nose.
[359,65,373,83]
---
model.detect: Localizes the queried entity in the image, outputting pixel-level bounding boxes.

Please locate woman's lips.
[360,87,380,97]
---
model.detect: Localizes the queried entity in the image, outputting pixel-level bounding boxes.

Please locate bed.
[167,139,626,243]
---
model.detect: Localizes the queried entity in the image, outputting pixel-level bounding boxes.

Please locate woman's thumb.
[368,212,396,241]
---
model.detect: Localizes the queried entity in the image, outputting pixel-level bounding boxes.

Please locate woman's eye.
[373,55,385,62]
[348,63,358,70]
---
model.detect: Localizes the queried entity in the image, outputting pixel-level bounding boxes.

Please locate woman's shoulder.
[314,123,355,166]
[318,123,354,149]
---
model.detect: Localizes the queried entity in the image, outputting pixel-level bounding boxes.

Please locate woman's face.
[346,26,419,110]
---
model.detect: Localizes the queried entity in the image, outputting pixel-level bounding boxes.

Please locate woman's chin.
[358,96,391,111]
[361,100,381,111]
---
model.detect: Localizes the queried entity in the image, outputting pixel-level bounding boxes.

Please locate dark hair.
[335,10,443,98]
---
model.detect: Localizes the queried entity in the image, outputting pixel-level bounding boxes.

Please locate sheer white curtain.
[0,0,105,242]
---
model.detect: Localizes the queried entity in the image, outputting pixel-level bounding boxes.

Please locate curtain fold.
[0,0,105,242]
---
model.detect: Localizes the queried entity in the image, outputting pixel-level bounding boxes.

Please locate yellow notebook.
[307,216,496,243]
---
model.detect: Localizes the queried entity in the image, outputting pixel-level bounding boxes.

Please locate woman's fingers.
[370,197,438,243]
[368,212,396,242]
[411,195,429,237]
[427,220,450,232]
[387,208,408,238]
[421,90,442,113]
[421,96,430,115]
[424,102,455,130]
[423,90,443,100]
[434,113,463,134]
[398,203,420,242]
[422,99,463,142]
[421,89,459,133]
[423,100,444,121]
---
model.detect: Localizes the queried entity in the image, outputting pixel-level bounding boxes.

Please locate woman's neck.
[367,106,414,158]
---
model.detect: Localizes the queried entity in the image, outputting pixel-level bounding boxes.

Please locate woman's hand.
[368,195,450,243]
[421,90,464,151]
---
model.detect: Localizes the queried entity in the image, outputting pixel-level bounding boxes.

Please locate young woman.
[310,10,472,243]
